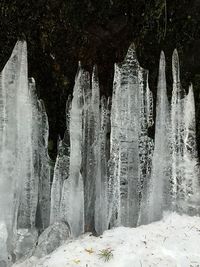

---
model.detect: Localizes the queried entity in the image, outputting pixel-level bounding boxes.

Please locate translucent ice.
[144,52,171,223]
[59,66,86,237]
[108,44,153,227]
[50,96,71,224]
[0,41,31,255]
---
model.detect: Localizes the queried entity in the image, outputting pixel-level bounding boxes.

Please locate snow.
[14,213,200,267]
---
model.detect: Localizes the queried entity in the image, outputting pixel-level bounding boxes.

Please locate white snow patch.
[13,213,200,267]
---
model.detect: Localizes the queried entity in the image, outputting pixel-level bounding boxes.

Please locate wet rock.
[33,222,70,258]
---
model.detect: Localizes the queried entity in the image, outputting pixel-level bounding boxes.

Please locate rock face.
[33,222,70,258]
[14,228,38,261]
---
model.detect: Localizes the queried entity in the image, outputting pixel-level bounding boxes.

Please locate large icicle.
[137,68,154,224]
[0,41,31,259]
[137,70,154,226]
[143,52,170,223]
[92,69,109,235]
[59,66,86,237]
[37,99,51,230]
[171,49,186,211]
[17,78,39,229]
[17,79,51,231]
[182,85,200,214]
[81,68,97,232]
[50,96,71,224]
[109,44,144,227]
[94,96,110,234]
[81,66,109,234]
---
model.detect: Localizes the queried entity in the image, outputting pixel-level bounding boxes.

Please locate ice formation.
[0,41,32,259]
[108,44,154,228]
[0,41,50,264]
[0,40,200,264]
[94,94,110,235]
[143,52,171,223]
[50,96,71,224]
[57,66,86,237]
[171,51,200,214]
[171,49,186,210]
[51,66,110,235]
[50,44,200,233]
[18,80,51,230]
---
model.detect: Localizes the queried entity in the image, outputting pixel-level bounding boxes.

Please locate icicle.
[37,100,51,230]
[181,85,200,214]
[95,96,110,234]
[93,68,109,235]
[146,76,154,128]
[171,49,186,210]
[17,79,51,231]
[50,96,71,224]
[137,69,154,225]
[108,43,142,227]
[59,66,86,237]
[81,67,97,232]
[141,51,170,224]
[17,78,39,229]
[0,41,31,260]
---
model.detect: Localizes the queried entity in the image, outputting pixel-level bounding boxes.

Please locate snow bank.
[13,213,200,267]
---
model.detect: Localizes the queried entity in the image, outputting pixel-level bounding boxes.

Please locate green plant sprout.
[98,248,114,262]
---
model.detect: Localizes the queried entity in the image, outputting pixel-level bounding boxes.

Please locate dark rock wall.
[0,0,200,159]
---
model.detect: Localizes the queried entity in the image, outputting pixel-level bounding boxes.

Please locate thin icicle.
[59,66,86,237]
[37,100,51,230]
[182,84,200,214]
[93,70,109,235]
[144,51,170,223]
[171,49,186,210]
[50,96,71,224]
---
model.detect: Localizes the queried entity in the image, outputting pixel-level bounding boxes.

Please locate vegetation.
[98,248,114,262]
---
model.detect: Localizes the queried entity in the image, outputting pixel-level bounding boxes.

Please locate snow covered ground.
[14,213,200,267]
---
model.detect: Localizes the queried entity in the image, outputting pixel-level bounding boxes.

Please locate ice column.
[17,78,39,229]
[59,66,86,237]
[17,79,51,231]
[50,96,71,224]
[145,52,171,223]
[0,41,31,258]
[181,84,200,214]
[37,99,51,230]
[81,67,109,234]
[171,49,186,210]
[109,44,144,227]
[137,68,154,224]
[94,95,110,235]
[81,68,97,232]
